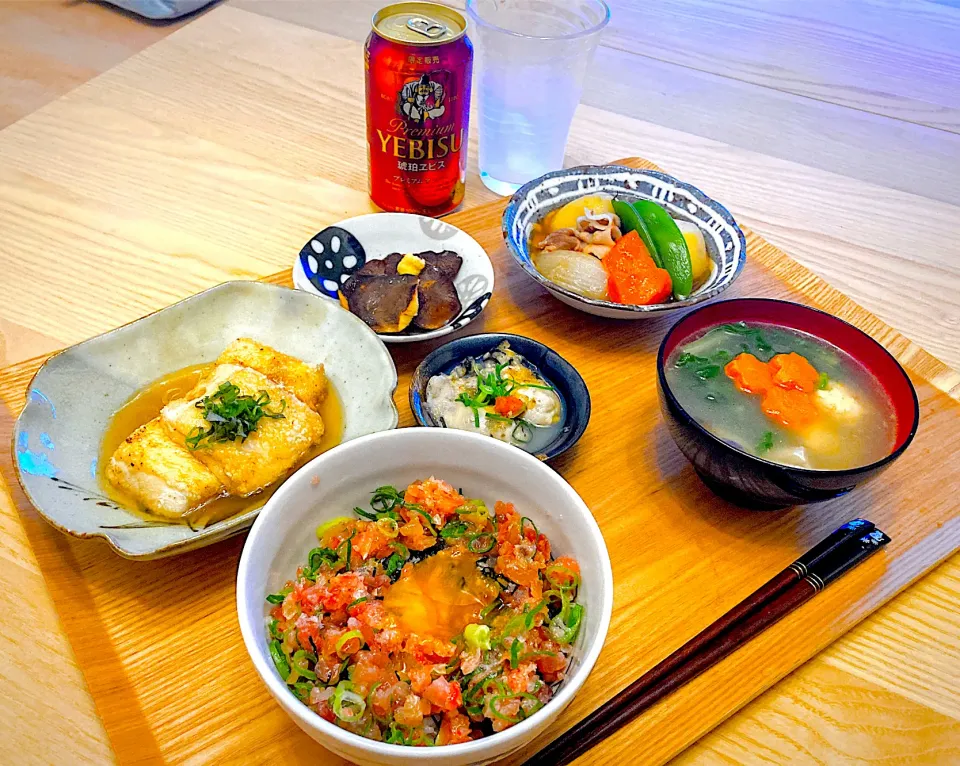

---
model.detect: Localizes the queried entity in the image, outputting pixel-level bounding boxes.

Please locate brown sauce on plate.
[98,363,344,528]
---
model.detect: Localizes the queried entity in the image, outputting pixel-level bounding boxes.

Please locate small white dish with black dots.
[293,212,495,344]
[502,165,747,319]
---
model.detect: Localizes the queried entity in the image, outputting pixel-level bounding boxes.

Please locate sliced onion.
[576,211,617,234]
[534,250,609,301]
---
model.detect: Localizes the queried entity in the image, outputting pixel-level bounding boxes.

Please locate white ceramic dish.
[502,165,747,319]
[293,212,495,343]
[13,281,399,559]
[237,428,613,766]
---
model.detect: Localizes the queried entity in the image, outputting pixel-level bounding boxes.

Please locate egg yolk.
[383,548,499,640]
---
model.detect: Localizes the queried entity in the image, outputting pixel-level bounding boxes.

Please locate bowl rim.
[293,211,496,344]
[236,427,613,761]
[656,297,921,477]
[501,164,747,314]
[407,332,592,460]
[465,0,611,42]
[11,280,400,559]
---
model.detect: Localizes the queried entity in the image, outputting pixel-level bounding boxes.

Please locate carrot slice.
[724,353,773,395]
[494,395,524,418]
[605,229,656,271]
[605,230,670,304]
[725,352,822,430]
[760,386,818,430]
[769,352,819,393]
[608,266,672,305]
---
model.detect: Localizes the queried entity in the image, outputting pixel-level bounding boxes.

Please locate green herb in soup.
[666,322,896,470]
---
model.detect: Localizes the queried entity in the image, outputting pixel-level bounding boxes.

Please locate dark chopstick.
[618,518,875,695]
[548,518,873,721]
[524,524,890,766]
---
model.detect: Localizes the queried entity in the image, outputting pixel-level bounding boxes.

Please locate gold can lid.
[373,2,466,46]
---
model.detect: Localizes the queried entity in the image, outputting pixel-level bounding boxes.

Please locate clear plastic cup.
[466,0,610,196]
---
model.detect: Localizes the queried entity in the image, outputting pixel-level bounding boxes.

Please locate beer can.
[365,3,473,216]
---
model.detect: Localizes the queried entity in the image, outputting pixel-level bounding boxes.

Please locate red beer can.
[365,3,473,216]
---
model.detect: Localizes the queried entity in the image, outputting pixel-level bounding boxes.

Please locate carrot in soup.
[724,353,773,394]
[760,386,818,430]
[770,352,819,393]
[726,352,822,430]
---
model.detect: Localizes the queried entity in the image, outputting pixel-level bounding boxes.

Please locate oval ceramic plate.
[409,333,591,460]
[502,165,747,319]
[293,212,495,343]
[13,281,399,560]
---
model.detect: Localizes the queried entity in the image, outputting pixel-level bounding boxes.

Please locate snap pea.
[612,200,662,268]
[632,200,693,299]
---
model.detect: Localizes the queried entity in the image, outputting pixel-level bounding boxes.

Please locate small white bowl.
[237,428,613,766]
[293,213,495,344]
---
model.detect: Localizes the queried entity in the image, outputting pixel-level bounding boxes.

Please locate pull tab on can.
[406,15,447,39]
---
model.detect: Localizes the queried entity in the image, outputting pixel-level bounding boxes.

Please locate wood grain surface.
[0,0,190,127]
[0,3,958,764]
[239,0,960,208]
[1,156,959,766]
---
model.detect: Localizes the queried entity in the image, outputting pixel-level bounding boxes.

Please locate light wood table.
[0,1,958,763]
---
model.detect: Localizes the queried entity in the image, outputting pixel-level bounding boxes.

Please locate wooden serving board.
[1,158,959,766]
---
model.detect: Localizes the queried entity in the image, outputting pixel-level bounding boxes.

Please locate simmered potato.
[548,194,615,232]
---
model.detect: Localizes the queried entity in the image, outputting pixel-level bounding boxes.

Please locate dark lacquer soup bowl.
[657,299,920,509]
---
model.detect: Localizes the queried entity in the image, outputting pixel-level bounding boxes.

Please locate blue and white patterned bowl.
[502,165,747,319]
[293,213,495,344]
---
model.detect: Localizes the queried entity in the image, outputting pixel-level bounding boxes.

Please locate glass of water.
[466,0,610,195]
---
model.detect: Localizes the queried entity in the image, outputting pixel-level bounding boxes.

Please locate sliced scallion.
[440,521,469,539]
[519,516,538,539]
[549,603,584,645]
[269,639,290,679]
[467,532,496,554]
[510,637,522,669]
[332,680,366,723]
[335,629,364,658]
[511,419,533,444]
[291,650,317,680]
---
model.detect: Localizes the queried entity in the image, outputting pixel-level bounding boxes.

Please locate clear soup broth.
[665,322,896,470]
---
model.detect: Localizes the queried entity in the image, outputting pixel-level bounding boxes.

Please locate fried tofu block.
[161,364,324,496]
[217,338,327,410]
[106,418,223,519]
